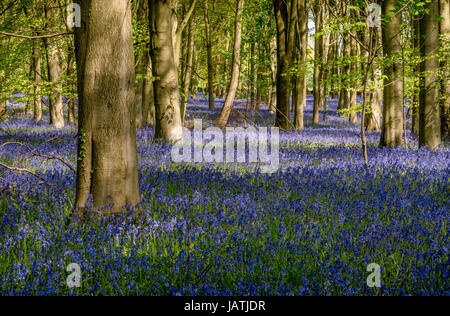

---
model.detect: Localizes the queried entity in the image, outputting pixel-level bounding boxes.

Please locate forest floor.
[0,96,448,295]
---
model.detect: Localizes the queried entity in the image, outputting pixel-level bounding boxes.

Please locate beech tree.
[43,3,65,128]
[215,0,245,128]
[273,0,298,131]
[74,0,141,215]
[419,0,441,149]
[380,0,404,148]
[149,0,184,141]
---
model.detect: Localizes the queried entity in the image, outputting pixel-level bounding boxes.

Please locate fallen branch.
[0,161,46,181]
[0,141,76,174]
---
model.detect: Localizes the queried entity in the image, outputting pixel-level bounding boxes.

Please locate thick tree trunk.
[215,0,245,128]
[419,0,441,149]
[150,0,183,141]
[274,0,298,131]
[74,0,141,215]
[380,0,404,147]
[204,1,215,110]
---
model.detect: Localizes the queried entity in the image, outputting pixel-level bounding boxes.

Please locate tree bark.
[67,47,76,125]
[150,0,183,141]
[411,16,420,135]
[268,36,277,113]
[43,3,65,128]
[74,0,141,215]
[293,0,307,130]
[32,40,42,122]
[440,0,450,139]
[204,0,215,110]
[419,0,441,149]
[380,0,404,147]
[215,0,245,128]
[0,93,6,120]
[274,0,298,130]
[181,19,195,123]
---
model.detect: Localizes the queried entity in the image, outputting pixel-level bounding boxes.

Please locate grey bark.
[380,0,404,147]
[419,0,441,148]
[74,0,141,215]
[215,0,245,128]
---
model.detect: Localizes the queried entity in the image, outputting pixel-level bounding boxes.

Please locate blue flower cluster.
[0,96,448,295]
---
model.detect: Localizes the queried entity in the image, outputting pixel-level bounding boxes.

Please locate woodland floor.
[0,95,448,295]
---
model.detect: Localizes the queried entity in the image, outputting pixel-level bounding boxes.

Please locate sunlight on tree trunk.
[74,0,141,215]
[380,0,404,148]
[215,0,245,128]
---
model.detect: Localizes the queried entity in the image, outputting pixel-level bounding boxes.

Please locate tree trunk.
[204,0,215,110]
[293,0,307,130]
[43,4,64,129]
[0,93,6,120]
[150,0,183,141]
[135,0,149,129]
[32,40,42,122]
[274,0,298,130]
[411,17,420,135]
[440,0,450,139]
[143,55,155,126]
[74,0,141,215]
[380,0,404,147]
[268,36,277,113]
[67,47,76,125]
[181,19,195,123]
[419,0,441,149]
[349,36,358,125]
[215,0,245,128]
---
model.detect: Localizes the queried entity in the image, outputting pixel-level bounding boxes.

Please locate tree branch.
[0,30,72,40]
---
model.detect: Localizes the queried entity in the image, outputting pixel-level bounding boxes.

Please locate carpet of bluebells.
[0,95,448,296]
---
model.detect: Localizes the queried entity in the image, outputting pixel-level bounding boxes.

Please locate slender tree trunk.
[419,0,441,149]
[215,0,245,128]
[67,47,76,125]
[293,0,307,130]
[74,0,141,215]
[313,3,323,125]
[440,0,450,139]
[268,36,277,113]
[349,36,358,124]
[204,0,215,110]
[150,0,183,141]
[181,19,195,123]
[143,55,155,126]
[43,4,64,128]
[32,40,42,121]
[0,93,6,120]
[411,17,420,135]
[135,0,149,129]
[380,0,404,147]
[339,26,351,112]
[250,40,256,110]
